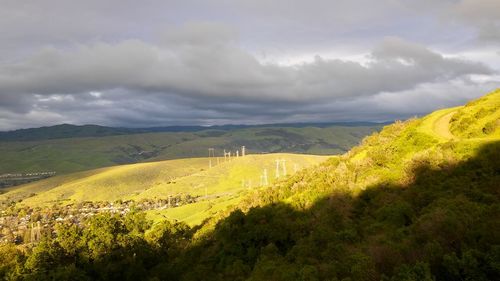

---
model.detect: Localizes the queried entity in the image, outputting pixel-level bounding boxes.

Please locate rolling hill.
[0,153,329,225]
[0,122,386,142]
[0,124,381,177]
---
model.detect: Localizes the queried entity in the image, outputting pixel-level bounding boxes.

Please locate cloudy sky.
[0,0,499,130]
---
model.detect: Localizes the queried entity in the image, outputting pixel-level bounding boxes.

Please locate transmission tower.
[208,148,215,168]
[223,150,231,161]
[275,159,287,178]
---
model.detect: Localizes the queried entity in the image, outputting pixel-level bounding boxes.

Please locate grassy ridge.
[449,90,500,138]
[1,153,328,212]
[0,157,207,205]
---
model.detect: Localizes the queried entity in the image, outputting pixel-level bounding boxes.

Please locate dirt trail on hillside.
[434,111,457,140]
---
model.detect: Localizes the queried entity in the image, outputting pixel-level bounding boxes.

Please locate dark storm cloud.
[0,0,498,130]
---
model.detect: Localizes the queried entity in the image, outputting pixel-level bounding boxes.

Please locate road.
[433,111,457,140]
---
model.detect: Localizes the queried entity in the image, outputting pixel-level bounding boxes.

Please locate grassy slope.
[0,157,207,205]
[143,153,329,225]
[345,89,500,189]
[146,196,243,226]
[0,125,379,175]
[1,154,328,216]
[449,90,500,139]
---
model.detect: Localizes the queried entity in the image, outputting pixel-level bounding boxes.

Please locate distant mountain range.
[0,122,385,176]
[0,122,389,142]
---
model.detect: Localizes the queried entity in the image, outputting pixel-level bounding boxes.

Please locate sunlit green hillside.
[174,89,500,280]
[329,89,500,193]
[0,157,208,205]
[1,153,328,217]
[449,91,500,139]
[142,153,329,225]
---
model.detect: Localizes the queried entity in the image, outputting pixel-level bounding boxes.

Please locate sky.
[0,0,499,130]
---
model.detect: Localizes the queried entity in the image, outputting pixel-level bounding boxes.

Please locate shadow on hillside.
[169,141,500,281]
[10,142,499,281]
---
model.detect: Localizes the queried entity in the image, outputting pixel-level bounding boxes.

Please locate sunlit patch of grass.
[131,153,329,201]
[449,89,500,139]
[1,153,328,209]
[2,157,208,206]
[146,195,243,226]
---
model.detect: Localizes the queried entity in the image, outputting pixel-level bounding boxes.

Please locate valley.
[0,153,328,243]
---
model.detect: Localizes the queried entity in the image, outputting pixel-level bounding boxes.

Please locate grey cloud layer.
[1,0,497,55]
[0,33,490,104]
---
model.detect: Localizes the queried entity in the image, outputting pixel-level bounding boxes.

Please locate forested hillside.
[0,90,498,280]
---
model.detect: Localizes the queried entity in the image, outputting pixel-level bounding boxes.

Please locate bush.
[482,120,497,135]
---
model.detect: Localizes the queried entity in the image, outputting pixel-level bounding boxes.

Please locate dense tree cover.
[0,108,498,280]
